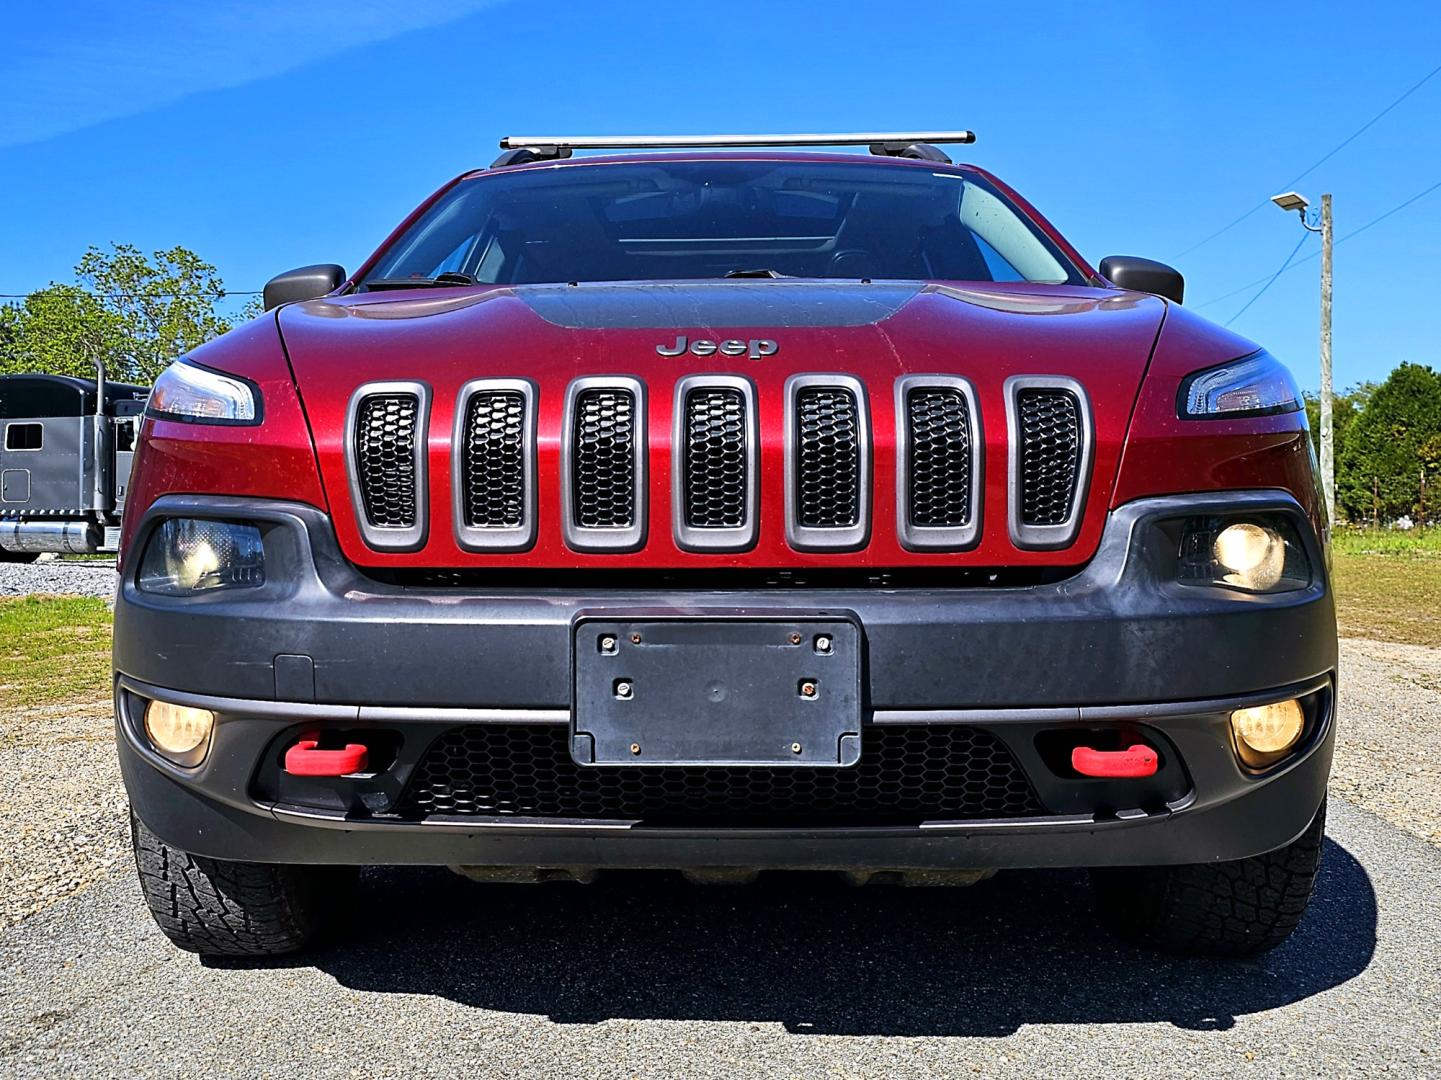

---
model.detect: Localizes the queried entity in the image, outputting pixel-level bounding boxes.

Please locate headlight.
[146,359,260,424]
[143,700,215,767]
[1178,351,1301,419]
[1230,699,1304,769]
[138,519,265,596]
[1177,515,1310,593]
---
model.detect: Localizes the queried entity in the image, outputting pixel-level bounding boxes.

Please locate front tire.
[1090,799,1326,957]
[130,811,357,957]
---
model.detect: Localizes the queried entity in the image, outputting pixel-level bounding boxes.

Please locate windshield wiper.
[722,268,789,279]
[361,272,478,291]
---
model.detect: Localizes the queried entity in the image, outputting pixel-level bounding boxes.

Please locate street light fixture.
[1273,190,1334,527]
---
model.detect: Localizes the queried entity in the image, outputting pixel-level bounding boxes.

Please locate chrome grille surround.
[894,374,983,550]
[1004,374,1093,550]
[784,373,871,552]
[451,378,537,552]
[561,376,647,553]
[344,381,430,552]
[672,375,758,552]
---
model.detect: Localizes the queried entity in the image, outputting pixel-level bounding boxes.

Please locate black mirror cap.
[262,264,347,311]
[1099,256,1184,305]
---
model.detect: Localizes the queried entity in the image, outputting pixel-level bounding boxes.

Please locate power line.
[1193,175,1441,311]
[1174,60,1441,260]
[1225,231,1312,326]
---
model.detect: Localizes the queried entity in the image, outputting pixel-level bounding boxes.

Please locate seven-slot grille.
[795,386,862,527]
[346,375,1092,554]
[1016,389,1083,526]
[354,392,420,529]
[682,387,747,528]
[395,722,1043,824]
[906,386,974,528]
[460,390,527,528]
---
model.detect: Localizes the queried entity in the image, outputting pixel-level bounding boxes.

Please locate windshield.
[360,160,1084,288]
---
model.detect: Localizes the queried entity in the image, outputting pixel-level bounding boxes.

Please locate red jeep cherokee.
[114,133,1336,958]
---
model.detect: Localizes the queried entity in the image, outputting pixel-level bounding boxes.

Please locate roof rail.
[491,131,975,167]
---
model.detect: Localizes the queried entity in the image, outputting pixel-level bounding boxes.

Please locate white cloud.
[0,0,499,148]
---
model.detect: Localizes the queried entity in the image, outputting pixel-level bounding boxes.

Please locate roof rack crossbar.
[495,131,974,160]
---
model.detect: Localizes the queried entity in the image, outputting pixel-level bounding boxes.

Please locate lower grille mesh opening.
[354,393,419,528]
[1017,389,1082,526]
[573,388,637,528]
[795,386,861,528]
[396,724,1043,825]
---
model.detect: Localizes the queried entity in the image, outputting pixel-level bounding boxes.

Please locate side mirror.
[1098,256,1184,305]
[262,264,347,311]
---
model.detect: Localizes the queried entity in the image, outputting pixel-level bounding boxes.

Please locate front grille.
[1016,389,1082,526]
[682,387,747,528]
[396,724,1043,825]
[906,386,974,528]
[795,386,861,528]
[354,393,419,528]
[460,390,527,528]
[572,388,637,529]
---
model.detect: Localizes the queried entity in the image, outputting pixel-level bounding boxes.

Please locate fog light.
[144,700,215,766]
[1230,699,1304,768]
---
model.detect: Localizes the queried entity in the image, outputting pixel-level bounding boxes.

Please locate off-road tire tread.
[130,812,354,956]
[1091,800,1326,957]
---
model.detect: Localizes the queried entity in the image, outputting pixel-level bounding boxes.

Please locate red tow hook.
[284,736,369,777]
[1071,743,1159,779]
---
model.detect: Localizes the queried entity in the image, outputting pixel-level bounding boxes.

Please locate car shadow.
[222,838,1377,1037]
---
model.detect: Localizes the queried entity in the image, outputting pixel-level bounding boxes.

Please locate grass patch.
[0,596,113,711]
[1333,550,1441,648]
[1332,527,1441,557]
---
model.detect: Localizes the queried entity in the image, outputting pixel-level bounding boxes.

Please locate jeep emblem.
[656,336,778,360]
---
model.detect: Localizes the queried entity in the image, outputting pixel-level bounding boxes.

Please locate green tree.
[0,244,249,384]
[1303,382,1373,464]
[1337,362,1441,524]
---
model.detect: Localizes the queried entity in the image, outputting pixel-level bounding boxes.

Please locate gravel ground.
[0,636,1437,1076]
[0,799,1435,1078]
[0,556,117,600]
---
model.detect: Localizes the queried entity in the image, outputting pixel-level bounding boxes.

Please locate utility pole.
[1272,190,1335,527]
[1319,194,1334,527]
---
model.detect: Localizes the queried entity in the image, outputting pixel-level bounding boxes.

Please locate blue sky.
[1,0,1437,392]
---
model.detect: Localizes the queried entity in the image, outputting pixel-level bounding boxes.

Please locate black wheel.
[0,550,40,563]
[1090,799,1326,957]
[130,811,358,957]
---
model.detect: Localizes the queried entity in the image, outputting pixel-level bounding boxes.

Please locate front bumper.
[114,490,1337,869]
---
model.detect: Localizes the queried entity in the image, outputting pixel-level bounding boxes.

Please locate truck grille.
[682,387,747,528]
[354,393,419,529]
[906,386,974,528]
[460,390,527,528]
[572,388,637,528]
[1016,389,1082,527]
[396,723,1044,825]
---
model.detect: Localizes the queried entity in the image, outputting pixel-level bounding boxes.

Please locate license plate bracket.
[572,617,861,767]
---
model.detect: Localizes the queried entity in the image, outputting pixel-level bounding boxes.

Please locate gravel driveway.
[1,632,1438,1076]
[0,557,117,600]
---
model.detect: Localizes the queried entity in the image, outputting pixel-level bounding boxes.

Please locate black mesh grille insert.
[795,386,861,528]
[1017,389,1082,526]
[683,387,747,528]
[461,390,526,528]
[396,724,1043,824]
[354,393,419,528]
[572,388,636,528]
[906,387,973,528]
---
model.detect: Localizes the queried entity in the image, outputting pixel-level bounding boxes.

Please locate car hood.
[275,279,1167,568]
